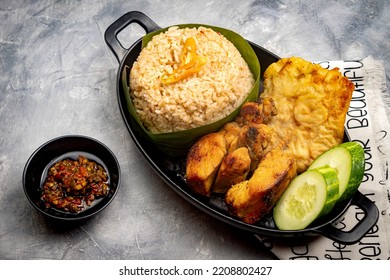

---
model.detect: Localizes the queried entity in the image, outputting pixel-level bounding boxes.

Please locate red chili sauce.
[41,155,109,213]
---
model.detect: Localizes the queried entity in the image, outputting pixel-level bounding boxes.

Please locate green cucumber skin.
[273,166,339,230]
[314,166,339,218]
[308,142,365,203]
[338,142,365,202]
[308,147,350,199]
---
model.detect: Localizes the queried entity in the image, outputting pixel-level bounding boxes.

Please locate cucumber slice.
[273,166,339,230]
[308,142,365,202]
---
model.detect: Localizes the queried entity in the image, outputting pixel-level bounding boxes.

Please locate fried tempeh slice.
[186,132,227,196]
[213,147,251,194]
[225,149,297,224]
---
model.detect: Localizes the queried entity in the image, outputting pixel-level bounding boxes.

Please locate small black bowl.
[22,135,121,221]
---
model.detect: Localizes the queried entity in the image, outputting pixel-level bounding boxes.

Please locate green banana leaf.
[122,24,260,156]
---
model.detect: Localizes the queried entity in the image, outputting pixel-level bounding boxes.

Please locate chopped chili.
[160,37,207,84]
[41,155,109,213]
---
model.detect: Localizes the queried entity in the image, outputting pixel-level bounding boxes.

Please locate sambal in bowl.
[22,135,121,221]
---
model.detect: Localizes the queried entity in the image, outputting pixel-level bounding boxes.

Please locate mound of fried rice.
[129,26,255,133]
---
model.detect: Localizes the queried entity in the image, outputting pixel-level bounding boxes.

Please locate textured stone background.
[0,0,388,259]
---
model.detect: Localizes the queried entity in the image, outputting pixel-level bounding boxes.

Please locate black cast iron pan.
[104,11,379,245]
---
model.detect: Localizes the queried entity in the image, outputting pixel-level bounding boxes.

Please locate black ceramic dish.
[23,135,121,221]
[104,11,379,244]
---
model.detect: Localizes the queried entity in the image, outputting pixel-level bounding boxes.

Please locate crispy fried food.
[186,99,278,196]
[220,122,243,153]
[185,56,355,225]
[226,149,297,224]
[213,147,251,194]
[236,97,277,125]
[239,124,276,170]
[186,123,277,196]
[261,57,354,173]
[186,132,228,196]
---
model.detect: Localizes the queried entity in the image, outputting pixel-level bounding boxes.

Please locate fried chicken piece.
[213,147,251,194]
[225,149,297,224]
[219,122,243,153]
[239,124,273,170]
[223,123,279,172]
[185,123,274,196]
[186,132,227,196]
[236,97,277,125]
[262,57,354,173]
[186,102,281,196]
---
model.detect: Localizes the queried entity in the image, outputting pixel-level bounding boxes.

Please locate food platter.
[105,11,379,244]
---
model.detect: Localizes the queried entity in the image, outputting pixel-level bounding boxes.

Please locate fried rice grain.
[129,26,254,133]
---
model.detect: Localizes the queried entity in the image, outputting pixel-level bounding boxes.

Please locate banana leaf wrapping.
[121,24,261,155]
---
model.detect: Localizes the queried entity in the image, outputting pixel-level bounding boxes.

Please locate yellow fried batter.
[262,57,354,173]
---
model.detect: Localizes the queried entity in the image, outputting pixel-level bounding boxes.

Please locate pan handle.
[314,191,379,245]
[104,11,160,63]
